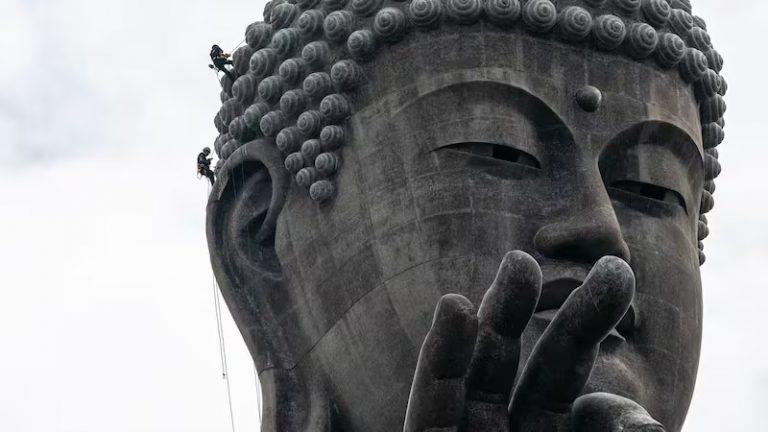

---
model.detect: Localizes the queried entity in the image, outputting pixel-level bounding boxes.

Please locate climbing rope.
[254,365,262,424]
[231,38,246,51]
[212,275,237,432]
[205,181,237,432]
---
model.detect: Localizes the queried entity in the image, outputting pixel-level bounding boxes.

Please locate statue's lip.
[536,277,584,313]
[533,309,627,343]
[534,275,635,342]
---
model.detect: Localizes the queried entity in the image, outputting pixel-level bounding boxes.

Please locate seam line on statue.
[284,254,475,372]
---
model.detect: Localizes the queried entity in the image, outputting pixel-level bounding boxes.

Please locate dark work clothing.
[214,59,235,82]
[210,46,224,61]
[198,153,211,168]
[210,46,236,82]
[198,153,215,186]
[213,58,233,69]
[200,166,215,186]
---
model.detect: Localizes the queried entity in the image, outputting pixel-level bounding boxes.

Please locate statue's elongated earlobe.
[207,139,332,431]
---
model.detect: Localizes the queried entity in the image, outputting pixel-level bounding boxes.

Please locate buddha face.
[271,28,704,431]
[211,27,706,432]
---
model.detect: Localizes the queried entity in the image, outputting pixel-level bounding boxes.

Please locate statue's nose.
[533,178,631,265]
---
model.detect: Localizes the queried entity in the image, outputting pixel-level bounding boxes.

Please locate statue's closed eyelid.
[436,142,542,170]
[608,180,689,214]
[599,148,698,223]
[599,122,702,201]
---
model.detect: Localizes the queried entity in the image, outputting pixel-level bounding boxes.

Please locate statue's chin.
[585,351,644,401]
[517,310,698,430]
[521,315,645,403]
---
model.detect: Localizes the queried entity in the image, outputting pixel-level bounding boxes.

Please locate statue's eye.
[443,142,541,169]
[609,180,687,213]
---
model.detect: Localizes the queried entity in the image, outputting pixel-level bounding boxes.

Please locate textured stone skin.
[207,1,721,431]
[213,0,724,262]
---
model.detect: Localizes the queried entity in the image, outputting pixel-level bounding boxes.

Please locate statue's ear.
[206,138,293,371]
[207,139,333,432]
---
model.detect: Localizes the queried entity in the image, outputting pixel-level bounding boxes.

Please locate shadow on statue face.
[208,32,705,432]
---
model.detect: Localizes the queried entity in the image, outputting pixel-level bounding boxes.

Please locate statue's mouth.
[533,277,635,344]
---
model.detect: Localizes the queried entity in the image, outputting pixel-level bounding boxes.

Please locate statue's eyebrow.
[398,79,566,119]
[392,80,573,154]
[600,120,704,201]
[611,120,701,163]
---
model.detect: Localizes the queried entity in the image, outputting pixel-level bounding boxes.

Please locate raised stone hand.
[403,252,664,432]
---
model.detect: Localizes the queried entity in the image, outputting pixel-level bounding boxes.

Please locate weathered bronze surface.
[206,1,726,430]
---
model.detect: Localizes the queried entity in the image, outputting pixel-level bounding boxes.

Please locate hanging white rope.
[212,276,237,432]
[254,364,262,424]
[232,38,246,51]
[205,181,236,432]
[203,154,263,430]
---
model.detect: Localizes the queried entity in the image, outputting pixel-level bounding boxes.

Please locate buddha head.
[206,0,726,430]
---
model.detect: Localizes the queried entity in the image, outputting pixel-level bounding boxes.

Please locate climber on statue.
[208,44,235,82]
[197,147,215,186]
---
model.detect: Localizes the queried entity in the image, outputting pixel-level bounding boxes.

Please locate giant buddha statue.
[205,0,726,430]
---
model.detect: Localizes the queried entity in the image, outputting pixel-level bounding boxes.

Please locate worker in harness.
[209,44,236,82]
[197,147,215,186]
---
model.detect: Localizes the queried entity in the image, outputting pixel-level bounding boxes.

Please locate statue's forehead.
[357,30,702,152]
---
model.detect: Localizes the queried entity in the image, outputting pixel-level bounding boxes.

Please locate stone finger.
[403,294,478,432]
[572,393,665,432]
[465,251,542,403]
[509,256,635,430]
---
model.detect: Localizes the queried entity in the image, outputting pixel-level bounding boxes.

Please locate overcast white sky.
[0,1,765,431]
